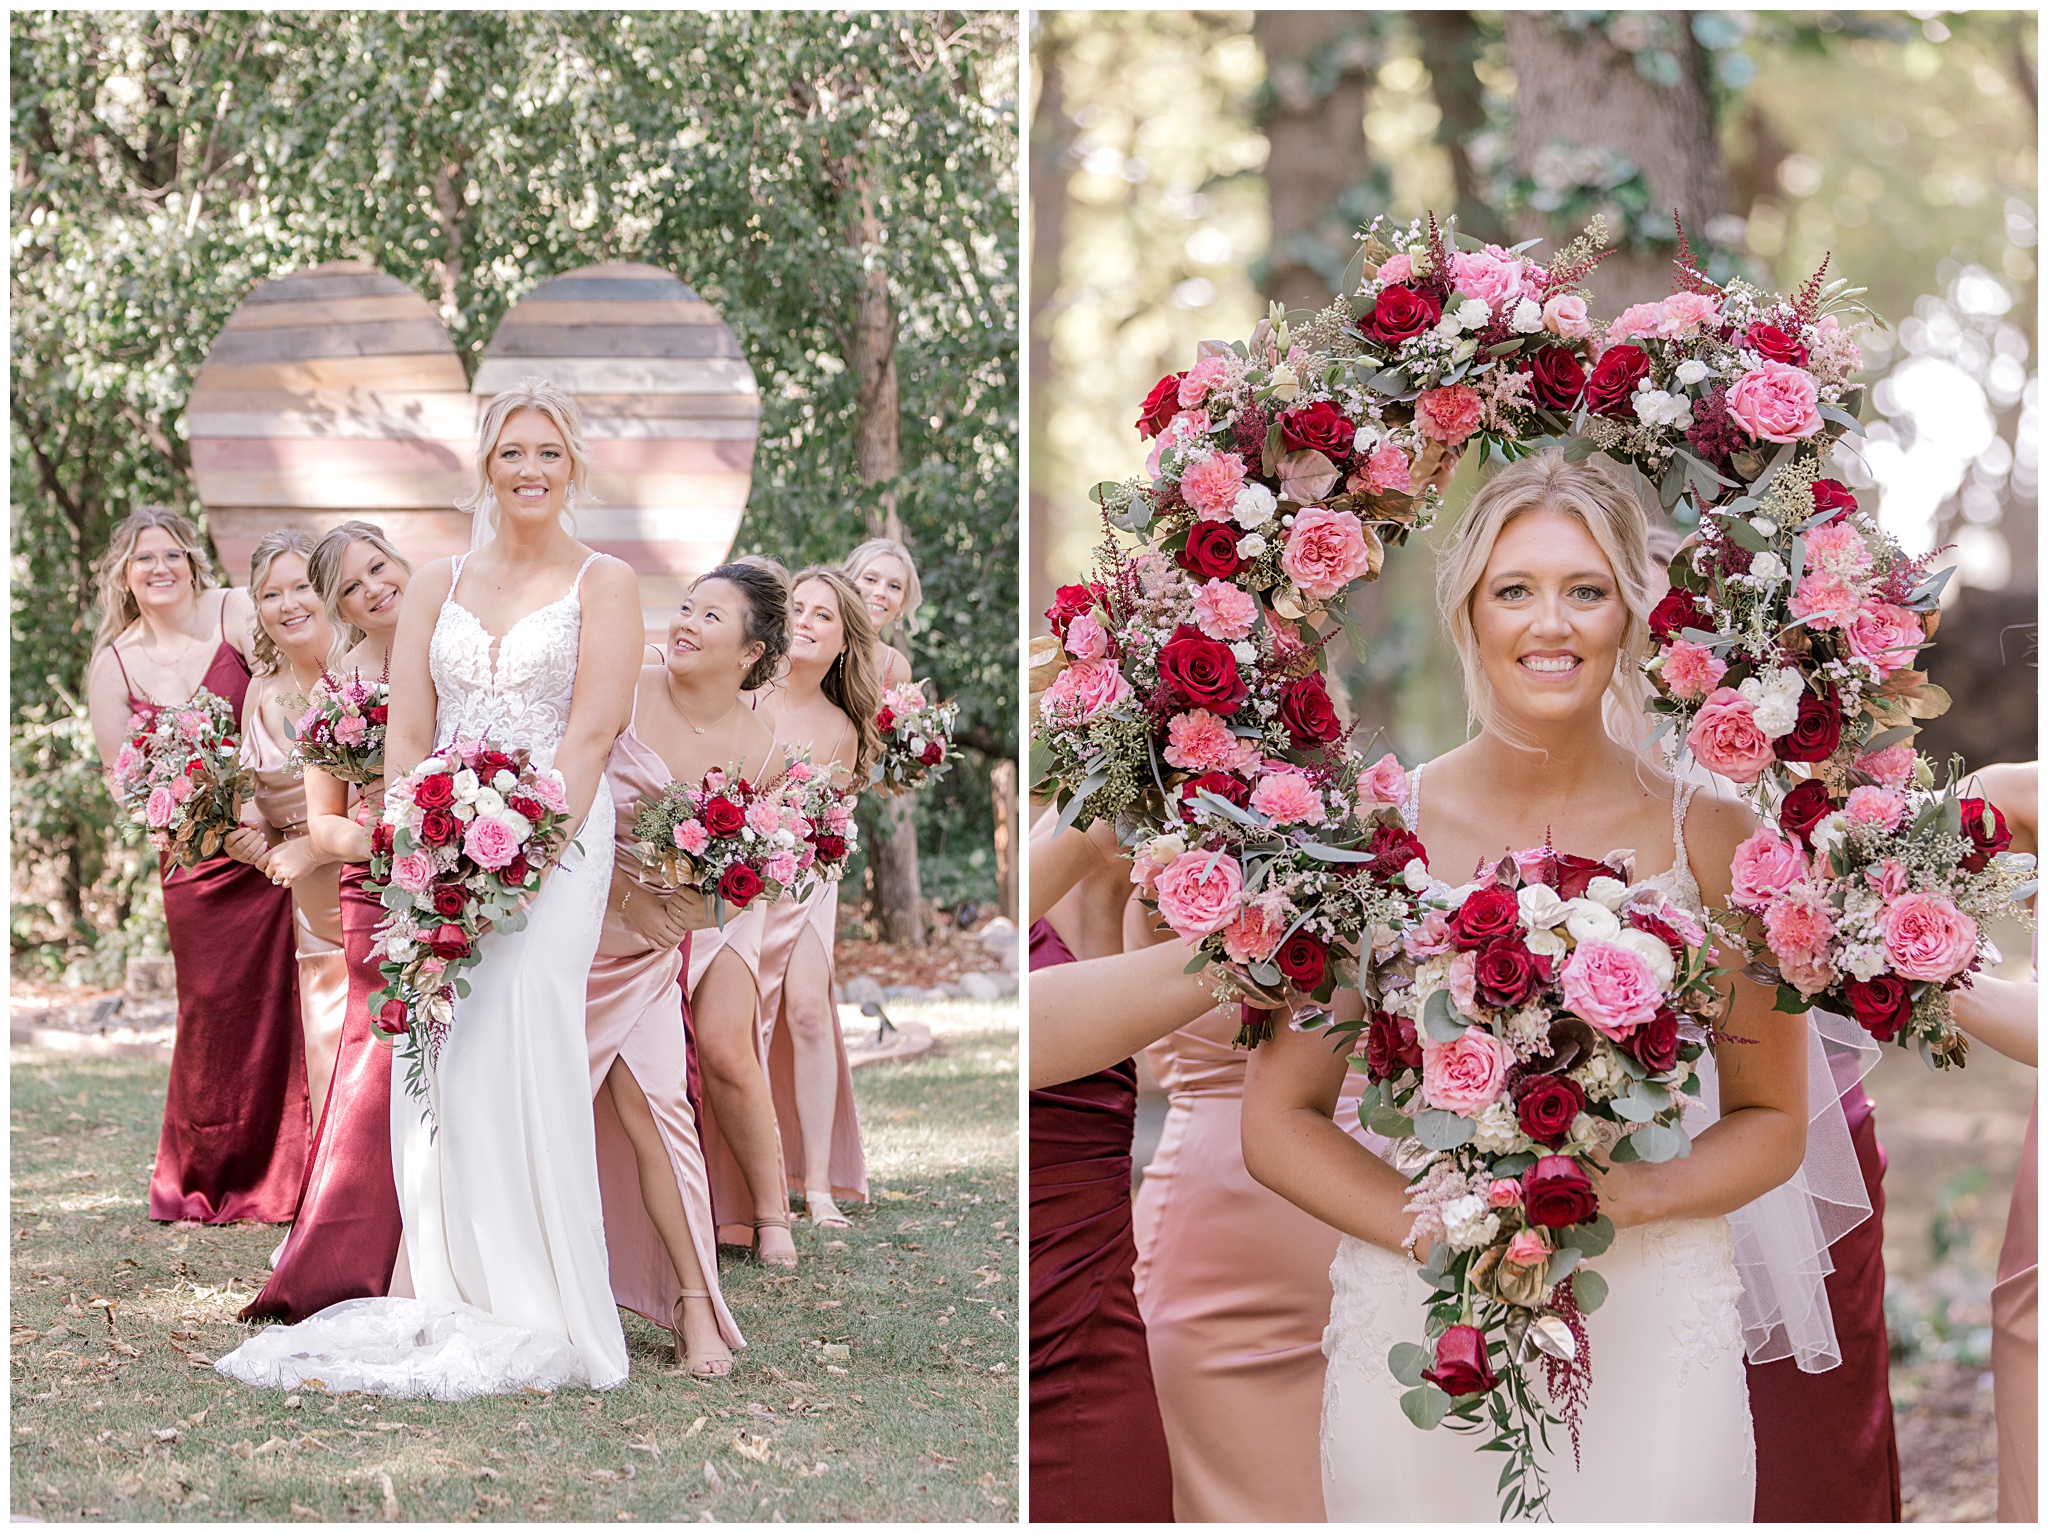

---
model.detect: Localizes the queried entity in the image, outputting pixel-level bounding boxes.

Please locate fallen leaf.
[291,1503,321,1520]
[684,1416,706,1439]
[825,1365,847,1376]
[703,1460,725,1492]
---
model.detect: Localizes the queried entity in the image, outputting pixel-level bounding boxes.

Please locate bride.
[218,378,644,1397]
[1241,450,1820,1520]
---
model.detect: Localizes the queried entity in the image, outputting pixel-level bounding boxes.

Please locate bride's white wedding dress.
[218,552,630,1399]
[1319,767,1872,1521]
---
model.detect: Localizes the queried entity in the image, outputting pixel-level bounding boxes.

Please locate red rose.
[1358,284,1442,346]
[1278,673,1343,749]
[370,821,396,858]
[1845,974,1913,1042]
[1779,779,1834,848]
[1157,625,1248,715]
[506,795,544,824]
[1276,932,1328,991]
[1512,1075,1585,1148]
[1474,936,1543,1009]
[1745,323,1810,368]
[425,922,470,961]
[1364,1011,1424,1082]
[1773,683,1842,764]
[475,751,518,782]
[1539,851,1611,901]
[412,773,456,810]
[876,706,897,732]
[1136,372,1186,439]
[1630,1006,1681,1072]
[1809,478,1857,522]
[1422,1324,1498,1396]
[503,854,531,886]
[1522,1155,1599,1229]
[1280,400,1356,458]
[1366,820,1428,882]
[1447,885,1521,950]
[419,808,459,847]
[1046,583,1098,637]
[702,796,746,837]
[432,884,466,917]
[1176,771,1252,815]
[1627,911,1688,964]
[373,997,410,1037]
[1959,797,2013,874]
[1177,520,1245,581]
[815,833,847,861]
[1648,587,1706,643]
[1524,346,1588,411]
[1584,344,1652,416]
[718,863,763,907]
[367,705,389,726]
[921,741,946,766]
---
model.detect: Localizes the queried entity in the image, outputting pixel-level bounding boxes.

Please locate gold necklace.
[666,673,740,736]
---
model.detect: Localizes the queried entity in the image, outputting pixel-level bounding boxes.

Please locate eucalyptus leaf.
[1366,1103,1415,1138]
[1421,987,1466,1042]
[1629,1122,1686,1163]
[1388,1341,1429,1388]
[1571,1214,1616,1258]
[1546,1246,1583,1285]
[1412,1108,1475,1151]
[1572,1267,1609,1313]
[1052,770,1108,836]
[1250,961,1283,988]
[1400,1385,1452,1431]
[1862,724,1915,755]
[1718,513,1770,553]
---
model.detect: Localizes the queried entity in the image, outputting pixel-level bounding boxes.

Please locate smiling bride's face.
[1470,508,1629,737]
[486,408,572,529]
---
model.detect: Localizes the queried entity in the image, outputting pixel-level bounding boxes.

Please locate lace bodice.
[429,553,602,770]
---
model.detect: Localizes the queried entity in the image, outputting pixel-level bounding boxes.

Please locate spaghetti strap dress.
[115,616,311,1225]
[1027,917,1175,1522]
[583,719,743,1349]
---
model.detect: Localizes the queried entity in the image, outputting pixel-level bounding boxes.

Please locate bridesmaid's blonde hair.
[246,528,321,677]
[91,505,219,657]
[792,565,885,785]
[843,535,924,635]
[308,520,412,653]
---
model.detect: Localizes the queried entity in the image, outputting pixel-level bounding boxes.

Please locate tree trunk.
[1027,28,1074,626]
[1414,11,1508,245]
[989,756,1017,922]
[1503,12,1727,312]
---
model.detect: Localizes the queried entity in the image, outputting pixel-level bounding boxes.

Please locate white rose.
[1401,859,1432,892]
[1236,532,1268,558]
[1811,813,1851,860]
[1749,551,1787,584]
[1233,482,1276,528]
[1613,927,1677,988]
[492,808,535,845]
[1442,1194,1501,1253]
[491,768,517,794]
[1510,297,1544,334]
[1584,876,1627,912]
[1455,298,1490,330]
[1518,883,1569,930]
[1145,834,1187,866]
[1675,358,1710,386]
[1231,641,1257,664]
[1525,926,1568,961]
[1434,314,1464,339]
[1563,899,1621,944]
[1473,1101,1522,1154]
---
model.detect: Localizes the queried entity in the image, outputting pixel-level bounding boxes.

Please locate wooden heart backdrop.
[188,260,759,633]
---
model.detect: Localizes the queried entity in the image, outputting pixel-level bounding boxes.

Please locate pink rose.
[1504,1228,1549,1266]
[1603,301,1669,343]
[1038,658,1133,725]
[1730,828,1809,913]
[1249,770,1325,826]
[1488,1178,1524,1209]
[1190,579,1257,642]
[1686,688,1775,783]
[1763,887,1838,994]
[1221,897,1289,965]
[1788,574,1860,631]
[1421,1026,1514,1116]
[1866,857,1909,901]
[1403,910,1456,961]
[1163,710,1256,775]
[1661,639,1728,702]
[1844,603,1922,679]
[1845,785,1908,833]
[1376,253,1415,284]
[1353,441,1413,495]
[1878,892,1978,982]
[463,814,519,871]
[1449,247,1536,311]
[1543,294,1592,340]
[1857,744,1916,789]
[391,850,437,893]
[1358,751,1409,808]
[1560,939,1663,1040]
[1726,362,1823,443]
[1279,508,1376,601]
[1064,611,1110,662]
[527,771,569,814]
[1180,452,1249,521]
[145,784,176,828]
[1178,355,1230,408]
[672,819,710,856]
[1153,848,1244,937]
[1414,385,1483,447]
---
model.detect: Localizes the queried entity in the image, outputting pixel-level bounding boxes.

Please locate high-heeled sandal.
[804,1190,853,1229]
[673,1290,733,1379]
[751,1213,798,1268]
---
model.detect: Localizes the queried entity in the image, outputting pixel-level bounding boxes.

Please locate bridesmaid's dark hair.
[791,565,884,785]
[695,561,789,693]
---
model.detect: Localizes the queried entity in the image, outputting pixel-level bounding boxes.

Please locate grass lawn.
[10,998,1019,1522]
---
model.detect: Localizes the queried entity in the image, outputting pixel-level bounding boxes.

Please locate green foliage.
[11,11,1017,968]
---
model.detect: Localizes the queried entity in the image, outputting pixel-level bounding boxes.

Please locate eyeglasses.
[129,551,189,571]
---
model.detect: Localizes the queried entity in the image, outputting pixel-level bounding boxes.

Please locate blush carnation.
[1726,362,1823,443]
[1559,939,1663,1039]
[1376,253,1414,284]
[1190,579,1258,641]
[1180,452,1250,521]
[1763,886,1838,994]
[1063,611,1111,661]
[1220,895,1290,965]
[1661,639,1728,701]
[1356,441,1413,494]
[1414,384,1484,446]
[672,820,710,856]
[1803,521,1873,579]
[1178,355,1231,408]
[1249,770,1326,826]
[1856,745,1917,790]
[1422,1027,1514,1116]
[1153,849,1244,937]
[1279,508,1377,600]
[1163,710,1256,774]
[1788,574,1861,631]
[1845,785,1908,833]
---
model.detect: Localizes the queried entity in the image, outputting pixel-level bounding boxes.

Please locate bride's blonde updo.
[458,377,595,530]
[1436,448,1660,750]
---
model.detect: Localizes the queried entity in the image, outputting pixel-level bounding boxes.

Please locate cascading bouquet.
[1132,750,1426,1043]
[1726,756,2036,1066]
[366,740,576,1112]
[629,763,809,926]
[287,669,389,784]
[872,684,960,793]
[110,691,254,866]
[1334,844,1727,1520]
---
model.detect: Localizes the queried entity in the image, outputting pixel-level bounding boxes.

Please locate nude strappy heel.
[751,1213,798,1268]
[673,1290,733,1379]
[804,1190,853,1229]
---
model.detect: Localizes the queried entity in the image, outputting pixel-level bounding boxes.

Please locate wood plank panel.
[471,356,757,396]
[487,324,741,360]
[205,320,460,365]
[209,508,475,577]
[241,272,418,304]
[573,503,754,541]
[194,467,472,509]
[191,436,468,473]
[193,355,471,393]
[498,299,722,326]
[580,416,760,442]
[221,294,442,330]
[184,394,480,441]
[519,277,697,302]
[585,438,756,473]
[569,393,761,421]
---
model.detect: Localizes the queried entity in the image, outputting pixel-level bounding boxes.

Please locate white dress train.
[217,552,631,1399]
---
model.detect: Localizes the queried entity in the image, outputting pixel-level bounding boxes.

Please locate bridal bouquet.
[629,765,807,925]
[1134,751,1426,1044]
[1727,759,2036,1066]
[872,684,960,793]
[110,691,253,866]
[366,740,576,1111]
[1346,845,1725,1520]
[287,670,389,784]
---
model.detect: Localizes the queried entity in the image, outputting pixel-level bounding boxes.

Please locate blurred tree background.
[1031,9,2035,771]
[12,9,1018,981]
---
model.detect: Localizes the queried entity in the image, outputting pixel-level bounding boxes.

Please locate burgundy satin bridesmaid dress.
[1746,1082,1902,1521]
[119,633,310,1225]
[240,861,403,1321]
[1028,919,1174,1522]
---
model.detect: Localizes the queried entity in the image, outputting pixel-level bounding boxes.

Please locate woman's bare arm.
[1028,939,1220,1088]
[1028,813,1123,925]
[551,558,643,831]
[1950,974,2038,1067]
[383,559,453,782]
[86,647,134,768]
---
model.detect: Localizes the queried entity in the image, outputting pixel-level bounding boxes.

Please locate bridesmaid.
[223,531,347,1140]
[585,564,788,1373]
[843,535,918,688]
[241,521,411,1321]
[752,567,882,1227]
[85,505,309,1224]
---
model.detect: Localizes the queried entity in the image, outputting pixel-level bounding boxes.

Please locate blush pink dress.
[1133,1004,1369,1522]
[585,727,744,1349]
